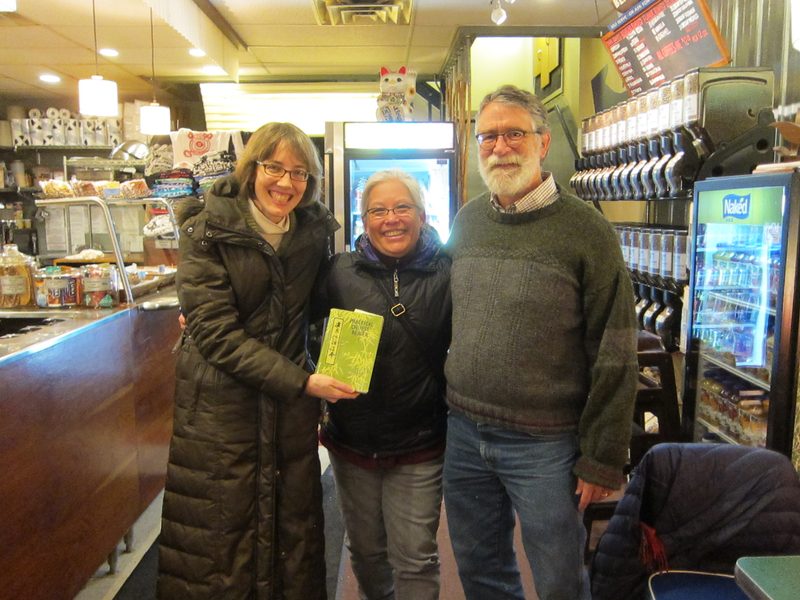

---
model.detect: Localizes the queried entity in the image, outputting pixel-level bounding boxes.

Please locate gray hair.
[360,169,425,216]
[476,85,550,135]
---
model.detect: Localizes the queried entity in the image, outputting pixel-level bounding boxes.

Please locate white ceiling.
[0,0,616,107]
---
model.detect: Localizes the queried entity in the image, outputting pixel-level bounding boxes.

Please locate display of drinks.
[691,222,775,374]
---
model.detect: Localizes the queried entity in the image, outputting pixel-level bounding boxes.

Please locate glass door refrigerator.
[683,171,800,457]
[324,121,457,253]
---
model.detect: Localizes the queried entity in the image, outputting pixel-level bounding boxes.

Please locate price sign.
[602,0,730,95]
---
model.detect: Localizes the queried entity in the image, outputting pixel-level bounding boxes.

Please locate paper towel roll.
[29,118,45,145]
[6,105,26,120]
[45,107,59,119]
[0,120,11,146]
[10,119,30,146]
[28,108,42,119]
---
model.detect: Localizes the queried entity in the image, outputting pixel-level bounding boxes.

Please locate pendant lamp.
[79,0,119,117]
[490,0,507,25]
[140,8,171,135]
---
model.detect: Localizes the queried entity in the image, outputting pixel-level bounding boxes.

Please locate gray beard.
[479,160,531,198]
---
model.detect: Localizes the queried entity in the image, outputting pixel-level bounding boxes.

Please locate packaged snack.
[81,263,119,308]
[120,178,151,199]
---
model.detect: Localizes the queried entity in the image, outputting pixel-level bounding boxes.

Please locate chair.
[583,332,682,562]
[647,570,749,599]
[589,443,800,600]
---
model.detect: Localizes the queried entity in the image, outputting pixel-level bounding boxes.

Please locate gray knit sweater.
[444,190,638,488]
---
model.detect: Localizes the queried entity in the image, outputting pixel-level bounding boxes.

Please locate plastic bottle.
[0,243,35,307]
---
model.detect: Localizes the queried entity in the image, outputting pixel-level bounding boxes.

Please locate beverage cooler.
[324,121,457,253]
[683,172,800,456]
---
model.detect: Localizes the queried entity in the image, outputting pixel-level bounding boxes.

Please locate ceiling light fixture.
[39,73,61,84]
[98,48,119,57]
[189,48,206,58]
[490,0,508,25]
[140,8,171,135]
[78,0,119,117]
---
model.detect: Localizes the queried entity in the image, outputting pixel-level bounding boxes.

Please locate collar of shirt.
[248,198,290,249]
[490,172,559,214]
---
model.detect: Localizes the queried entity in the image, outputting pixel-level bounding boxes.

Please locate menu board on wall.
[602,0,730,95]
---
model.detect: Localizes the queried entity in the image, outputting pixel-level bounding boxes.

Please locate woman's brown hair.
[234,122,323,205]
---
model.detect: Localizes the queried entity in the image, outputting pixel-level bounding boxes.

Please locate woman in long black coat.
[158,122,356,600]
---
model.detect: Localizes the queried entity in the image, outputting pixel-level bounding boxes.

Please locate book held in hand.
[316,308,384,393]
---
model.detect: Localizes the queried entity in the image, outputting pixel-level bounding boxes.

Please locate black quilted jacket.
[590,443,800,600]
[314,225,451,459]
[158,176,338,600]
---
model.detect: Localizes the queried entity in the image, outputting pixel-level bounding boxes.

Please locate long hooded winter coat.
[158,175,338,600]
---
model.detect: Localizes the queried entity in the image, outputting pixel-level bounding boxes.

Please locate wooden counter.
[0,294,180,599]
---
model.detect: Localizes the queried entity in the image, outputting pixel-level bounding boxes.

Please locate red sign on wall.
[602,0,730,95]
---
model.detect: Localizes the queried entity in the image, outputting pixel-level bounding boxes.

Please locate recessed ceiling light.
[202,65,226,76]
[189,48,206,57]
[99,48,119,57]
[39,73,61,84]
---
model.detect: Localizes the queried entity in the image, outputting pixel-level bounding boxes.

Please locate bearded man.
[442,84,639,600]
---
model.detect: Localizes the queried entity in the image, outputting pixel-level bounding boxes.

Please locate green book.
[316,308,384,393]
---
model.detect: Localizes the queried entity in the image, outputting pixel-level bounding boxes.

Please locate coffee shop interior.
[2,0,800,599]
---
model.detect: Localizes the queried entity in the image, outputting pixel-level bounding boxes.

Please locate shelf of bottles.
[570,67,775,207]
[571,71,700,203]
[617,223,688,351]
[691,221,777,447]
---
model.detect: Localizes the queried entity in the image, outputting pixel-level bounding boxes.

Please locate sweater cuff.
[573,454,626,489]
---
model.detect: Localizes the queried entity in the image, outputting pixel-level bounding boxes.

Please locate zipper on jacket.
[390,268,406,317]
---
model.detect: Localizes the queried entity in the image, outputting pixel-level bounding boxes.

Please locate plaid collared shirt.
[490,172,559,214]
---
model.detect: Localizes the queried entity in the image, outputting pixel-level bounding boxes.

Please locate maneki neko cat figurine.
[376,66,416,122]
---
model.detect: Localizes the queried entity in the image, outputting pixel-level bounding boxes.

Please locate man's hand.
[305,373,359,403]
[575,478,618,512]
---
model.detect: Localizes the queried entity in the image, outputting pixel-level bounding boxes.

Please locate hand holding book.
[305,372,359,403]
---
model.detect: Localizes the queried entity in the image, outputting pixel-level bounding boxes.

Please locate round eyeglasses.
[256,160,310,182]
[364,204,416,219]
[475,129,538,150]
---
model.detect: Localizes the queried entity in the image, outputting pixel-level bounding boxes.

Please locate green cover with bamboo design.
[316,308,384,393]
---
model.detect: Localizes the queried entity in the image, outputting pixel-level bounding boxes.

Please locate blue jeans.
[330,452,443,600]
[443,412,590,600]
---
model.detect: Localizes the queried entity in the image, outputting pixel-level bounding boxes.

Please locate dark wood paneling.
[0,306,179,600]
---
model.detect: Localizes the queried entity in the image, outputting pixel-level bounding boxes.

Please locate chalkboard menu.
[602,0,730,95]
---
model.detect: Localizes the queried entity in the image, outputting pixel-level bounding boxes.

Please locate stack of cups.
[9,160,28,188]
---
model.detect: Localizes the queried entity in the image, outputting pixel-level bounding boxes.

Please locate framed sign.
[602,0,730,95]
[534,37,563,103]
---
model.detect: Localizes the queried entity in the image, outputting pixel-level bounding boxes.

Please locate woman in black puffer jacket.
[314,169,451,600]
[158,122,357,600]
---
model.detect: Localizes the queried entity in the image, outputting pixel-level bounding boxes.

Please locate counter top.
[735,555,800,600]
[0,287,178,366]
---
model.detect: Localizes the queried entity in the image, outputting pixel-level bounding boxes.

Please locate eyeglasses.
[475,129,538,149]
[364,204,416,219]
[256,160,310,182]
